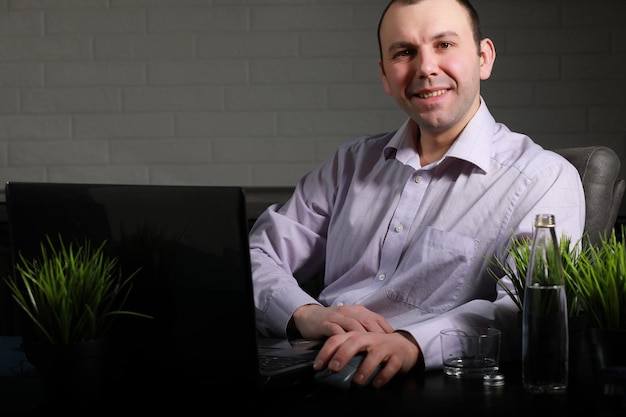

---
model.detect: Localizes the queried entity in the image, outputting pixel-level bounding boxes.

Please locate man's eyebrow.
[387,41,414,53]
[432,30,460,41]
[387,30,461,53]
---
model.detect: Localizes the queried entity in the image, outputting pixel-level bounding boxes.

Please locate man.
[249,0,585,388]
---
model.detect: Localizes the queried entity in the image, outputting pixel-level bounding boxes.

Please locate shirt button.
[415,175,422,183]
[378,274,386,281]
[395,224,403,233]
[337,302,344,307]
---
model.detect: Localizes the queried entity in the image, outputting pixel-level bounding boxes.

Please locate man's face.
[378,0,494,138]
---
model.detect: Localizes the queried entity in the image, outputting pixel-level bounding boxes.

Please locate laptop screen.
[4,182,261,395]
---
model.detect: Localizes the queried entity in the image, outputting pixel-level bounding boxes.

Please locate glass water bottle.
[522,213,569,393]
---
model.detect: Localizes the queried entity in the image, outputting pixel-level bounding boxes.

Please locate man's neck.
[416,130,458,166]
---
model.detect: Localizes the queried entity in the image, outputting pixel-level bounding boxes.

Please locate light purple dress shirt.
[249,99,585,370]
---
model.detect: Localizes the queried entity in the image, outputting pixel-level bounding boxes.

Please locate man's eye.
[439,42,451,49]
[394,49,414,58]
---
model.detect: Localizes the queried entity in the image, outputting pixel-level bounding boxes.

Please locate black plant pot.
[568,313,587,375]
[586,327,626,383]
[22,338,108,410]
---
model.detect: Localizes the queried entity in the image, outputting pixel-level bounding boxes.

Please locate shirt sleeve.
[249,159,337,337]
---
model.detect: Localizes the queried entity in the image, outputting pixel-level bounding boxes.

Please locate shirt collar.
[384,98,495,172]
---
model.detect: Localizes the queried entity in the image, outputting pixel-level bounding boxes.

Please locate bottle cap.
[535,213,556,227]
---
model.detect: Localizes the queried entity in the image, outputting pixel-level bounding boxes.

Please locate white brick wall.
[0,0,622,203]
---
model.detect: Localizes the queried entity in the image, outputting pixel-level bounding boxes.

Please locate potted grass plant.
[563,226,626,377]
[564,226,626,330]
[3,234,152,407]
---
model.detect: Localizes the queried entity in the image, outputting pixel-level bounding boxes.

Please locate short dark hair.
[377,0,484,61]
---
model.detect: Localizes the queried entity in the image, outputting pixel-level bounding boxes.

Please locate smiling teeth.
[418,89,446,98]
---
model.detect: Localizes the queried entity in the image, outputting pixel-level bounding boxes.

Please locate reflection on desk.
[274,363,625,416]
[1,335,624,416]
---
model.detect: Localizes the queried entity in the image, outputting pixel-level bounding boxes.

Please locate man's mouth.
[417,89,447,99]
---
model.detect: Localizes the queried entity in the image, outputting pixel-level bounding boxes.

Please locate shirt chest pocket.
[386,227,479,313]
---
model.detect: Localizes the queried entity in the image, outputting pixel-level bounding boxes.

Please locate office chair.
[553,145,625,248]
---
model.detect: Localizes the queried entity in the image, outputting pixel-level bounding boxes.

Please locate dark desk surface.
[254,357,625,417]
[1,336,625,416]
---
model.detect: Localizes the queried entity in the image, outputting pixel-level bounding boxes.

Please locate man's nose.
[415,50,438,78]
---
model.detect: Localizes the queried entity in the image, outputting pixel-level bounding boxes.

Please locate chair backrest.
[553,146,625,247]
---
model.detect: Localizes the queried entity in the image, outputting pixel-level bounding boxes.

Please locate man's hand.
[291,304,394,340]
[312,331,421,389]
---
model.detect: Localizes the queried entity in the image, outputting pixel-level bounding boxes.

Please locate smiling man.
[379,0,493,166]
[249,0,585,388]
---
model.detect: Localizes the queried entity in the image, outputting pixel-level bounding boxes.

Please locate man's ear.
[479,38,496,80]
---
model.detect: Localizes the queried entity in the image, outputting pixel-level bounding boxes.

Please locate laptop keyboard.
[259,354,313,372]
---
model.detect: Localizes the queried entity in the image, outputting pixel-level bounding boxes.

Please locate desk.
[259,362,625,417]
[1,336,624,416]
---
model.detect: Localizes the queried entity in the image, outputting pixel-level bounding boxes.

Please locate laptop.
[3,181,319,405]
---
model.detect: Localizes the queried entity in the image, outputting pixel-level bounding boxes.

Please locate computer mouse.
[314,353,382,390]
